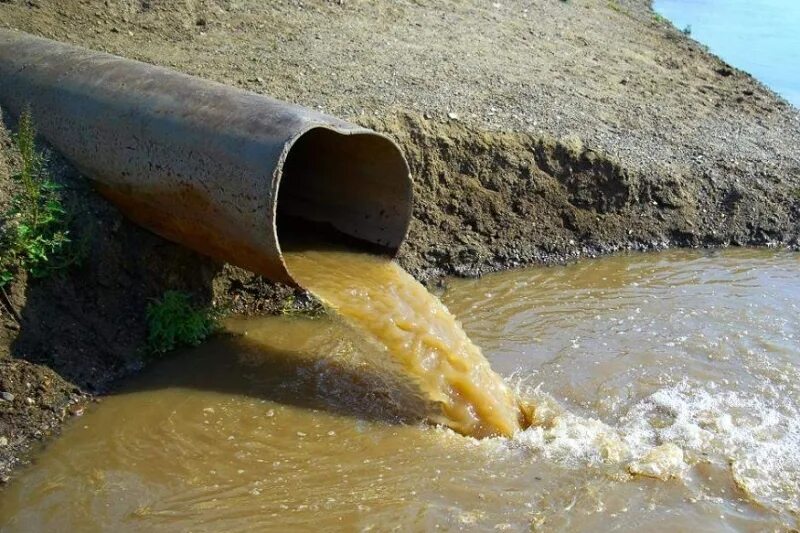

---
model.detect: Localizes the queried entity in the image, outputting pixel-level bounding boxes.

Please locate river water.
[654,0,800,106]
[0,249,798,531]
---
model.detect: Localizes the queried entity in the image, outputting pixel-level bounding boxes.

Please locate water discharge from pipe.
[0,30,528,437]
[283,246,528,438]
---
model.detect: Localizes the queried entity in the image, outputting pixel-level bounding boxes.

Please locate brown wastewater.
[0,248,798,531]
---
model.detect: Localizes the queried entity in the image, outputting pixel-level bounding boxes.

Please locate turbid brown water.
[0,249,798,531]
[283,248,524,438]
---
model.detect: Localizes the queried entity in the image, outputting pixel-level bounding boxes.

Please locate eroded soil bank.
[1,0,799,479]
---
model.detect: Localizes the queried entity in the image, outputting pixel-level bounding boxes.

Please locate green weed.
[682,24,692,36]
[652,12,668,24]
[146,291,218,354]
[279,293,299,315]
[0,110,74,287]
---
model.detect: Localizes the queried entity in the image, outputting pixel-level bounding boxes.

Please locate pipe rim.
[271,124,414,286]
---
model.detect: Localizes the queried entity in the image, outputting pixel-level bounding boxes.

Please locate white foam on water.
[622,380,800,515]
[478,379,800,516]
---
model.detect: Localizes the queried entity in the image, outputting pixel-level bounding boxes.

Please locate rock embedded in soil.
[0,359,85,478]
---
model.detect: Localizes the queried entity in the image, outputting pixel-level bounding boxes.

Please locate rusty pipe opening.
[0,30,413,287]
[277,127,412,267]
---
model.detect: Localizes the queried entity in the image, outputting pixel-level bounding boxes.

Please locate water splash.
[283,248,524,437]
[482,379,799,516]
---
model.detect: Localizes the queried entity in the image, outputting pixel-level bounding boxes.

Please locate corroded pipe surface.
[0,29,413,285]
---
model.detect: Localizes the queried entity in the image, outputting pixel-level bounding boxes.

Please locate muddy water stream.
[0,249,798,531]
[282,248,523,438]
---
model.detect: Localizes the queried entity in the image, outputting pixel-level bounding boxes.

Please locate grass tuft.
[146,291,218,354]
[652,12,668,25]
[0,110,75,287]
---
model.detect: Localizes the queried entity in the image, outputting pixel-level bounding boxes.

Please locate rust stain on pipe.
[0,29,413,285]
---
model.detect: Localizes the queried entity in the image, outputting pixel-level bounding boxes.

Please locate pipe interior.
[277,128,412,254]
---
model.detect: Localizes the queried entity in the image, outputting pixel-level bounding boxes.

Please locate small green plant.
[279,293,300,315]
[0,110,72,287]
[652,12,668,24]
[146,291,218,354]
[682,24,692,35]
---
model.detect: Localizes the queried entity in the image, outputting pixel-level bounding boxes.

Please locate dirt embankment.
[1,0,800,479]
[375,114,800,281]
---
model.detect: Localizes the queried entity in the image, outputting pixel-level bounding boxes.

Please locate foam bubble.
[627,443,685,480]
[623,380,800,515]
[493,380,799,516]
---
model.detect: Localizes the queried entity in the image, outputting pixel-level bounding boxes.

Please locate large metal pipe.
[0,29,413,285]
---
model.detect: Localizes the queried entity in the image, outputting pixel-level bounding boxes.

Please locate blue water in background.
[654,0,800,107]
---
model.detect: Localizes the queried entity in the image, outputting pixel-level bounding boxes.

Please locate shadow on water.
[114,321,430,427]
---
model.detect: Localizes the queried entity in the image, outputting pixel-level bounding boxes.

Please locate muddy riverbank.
[1,0,799,479]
